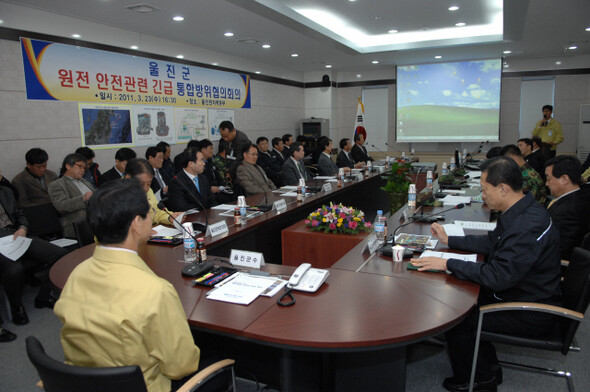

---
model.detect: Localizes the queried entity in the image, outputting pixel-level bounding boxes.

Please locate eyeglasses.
[74,163,86,170]
[246,152,259,157]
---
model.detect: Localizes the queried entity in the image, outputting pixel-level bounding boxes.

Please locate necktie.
[155,170,165,189]
[193,176,200,193]
[297,161,307,180]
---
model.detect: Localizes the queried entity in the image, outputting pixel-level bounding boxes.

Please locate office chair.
[468,247,590,392]
[73,218,94,248]
[26,336,237,392]
[23,203,63,241]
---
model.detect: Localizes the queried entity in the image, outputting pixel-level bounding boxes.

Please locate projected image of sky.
[396,59,501,142]
[398,60,501,109]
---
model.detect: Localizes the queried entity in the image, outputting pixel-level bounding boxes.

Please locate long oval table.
[50,181,487,391]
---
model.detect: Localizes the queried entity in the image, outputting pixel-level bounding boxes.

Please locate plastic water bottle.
[182,222,197,263]
[442,162,448,176]
[449,157,456,171]
[408,184,417,209]
[240,205,247,225]
[374,210,386,243]
[426,170,433,189]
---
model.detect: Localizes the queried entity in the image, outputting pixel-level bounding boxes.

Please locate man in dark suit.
[0,184,68,330]
[545,155,590,260]
[270,137,285,166]
[336,138,364,169]
[282,142,313,185]
[519,137,546,180]
[317,138,350,176]
[12,148,58,208]
[146,145,170,201]
[167,148,215,211]
[281,134,294,160]
[99,147,136,186]
[350,133,373,163]
[157,141,175,180]
[219,120,251,160]
[256,137,283,187]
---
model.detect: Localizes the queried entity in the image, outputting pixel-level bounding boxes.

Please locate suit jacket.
[12,168,58,208]
[257,151,282,181]
[0,185,28,236]
[167,170,215,211]
[281,145,291,160]
[282,157,312,185]
[270,149,285,164]
[351,143,373,163]
[150,168,170,198]
[317,153,339,176]
[547,189,590,260]
[526,149,546,181]
[236,161,277,196]
[221,130,251,159]
[336,150,355,169]
[47,176,94,238]
[98,167,123,186]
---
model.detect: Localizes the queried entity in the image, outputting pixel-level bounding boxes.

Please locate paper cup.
[392,245,405,262]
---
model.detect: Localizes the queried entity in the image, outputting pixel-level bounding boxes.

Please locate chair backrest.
[23,203,63,240]
[559,247,590,353]
[74,218,95,247]
[26,336,148,392]
[581,232,590,251]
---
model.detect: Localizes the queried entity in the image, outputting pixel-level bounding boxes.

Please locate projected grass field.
[397,105,499,140]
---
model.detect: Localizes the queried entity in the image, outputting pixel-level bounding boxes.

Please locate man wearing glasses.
[48,153,94,238]
[236,144,277,196]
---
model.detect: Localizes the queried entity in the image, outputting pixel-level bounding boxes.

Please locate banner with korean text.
[20,38,251,109]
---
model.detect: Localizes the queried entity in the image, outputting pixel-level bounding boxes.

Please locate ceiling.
[1,0,589,76]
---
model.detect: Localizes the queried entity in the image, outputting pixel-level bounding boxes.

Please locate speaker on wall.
[322,75,331,86]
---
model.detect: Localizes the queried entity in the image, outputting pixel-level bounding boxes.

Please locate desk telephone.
[288,263,329,292]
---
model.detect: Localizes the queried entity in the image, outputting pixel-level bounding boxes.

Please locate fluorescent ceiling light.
[503,50,511,54]
[291,53,299,57]
[448,6,459,11]
[325,64,332,68]
[586,27,590,32]
[555,61,562,65]
[72,34,81,38]
[455,22,466,27]
[371,60,379,64]
[388,29,398,34]
[172,16,184,21]
[130,45,139,50]
[224,32,234,37]
[255,71,261,74]
[176,55,184,59]
[568,45,578,50]
[212,62,218,66]
[356,74,361,78]
[262,44,271,48]
[435,55,442,59]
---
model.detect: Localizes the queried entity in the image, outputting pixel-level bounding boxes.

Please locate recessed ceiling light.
[172,16,184,22]
[176,55,184,59]
[356,74,362,78]
[0,20,4,24]
[262,44,271,49]
[585,27,590,32]
[374,16,381,21]
[503,50,512,54]
[568,45,578,50]
[448,6,459,11]
[224,32,234,37]
[435,55,442,59]
[371,60,379,64]
[130,45,139,50]
[349,0,357,2]
[388,29,398,34]
[212,62,218,66]
[555,61,562,65]
[503,63,509,68]
[72,34,81,38]
[455,22,466,27]
[291,53,299,57]
[255,71,261,74]
[325,64,332,68]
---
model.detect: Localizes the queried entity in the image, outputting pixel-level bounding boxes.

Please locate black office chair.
[73,218,95,248]
[23,203,63,241]
[468,247,590,392]
[26,336,237,392]
[580,232,590,251]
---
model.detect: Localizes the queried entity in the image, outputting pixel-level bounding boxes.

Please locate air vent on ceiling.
[237,38,260,44]
[126,4,160,13]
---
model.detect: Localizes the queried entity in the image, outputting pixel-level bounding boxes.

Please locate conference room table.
[50,179,490,391]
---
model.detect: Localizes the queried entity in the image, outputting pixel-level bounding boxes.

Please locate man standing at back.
[54,179,201,392]
[532,105,563,159]
[218,121,251,161]
[12,148,58,208]
[545,155,590,260]
[411,156,561,392]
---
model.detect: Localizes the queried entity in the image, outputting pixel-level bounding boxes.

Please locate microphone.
[243,163,273,212]
[460,141,485,168]
[385,142,404,156]
[171,174,209,231]
[392,203,466,240]
[156,201,213,277]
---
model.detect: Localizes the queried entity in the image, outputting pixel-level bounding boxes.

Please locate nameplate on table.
[322,183,332,192]
[230,249,265,269]
[365,233,380,255]
[357,173,363,181]
[272,198,287,212]
[206,221,229,238]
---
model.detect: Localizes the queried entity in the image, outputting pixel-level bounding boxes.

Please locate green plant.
[381,160,413,194]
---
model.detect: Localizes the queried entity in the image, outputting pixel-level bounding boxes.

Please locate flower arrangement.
[304,202,372,234]
[381,159,413,193]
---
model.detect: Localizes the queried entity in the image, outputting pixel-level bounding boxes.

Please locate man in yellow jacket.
[54,179,200,392]
[532,104,563,159]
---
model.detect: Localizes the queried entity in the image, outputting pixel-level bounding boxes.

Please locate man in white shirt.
[146,145,169,201]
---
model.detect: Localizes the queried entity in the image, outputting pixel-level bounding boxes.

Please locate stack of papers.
[441,224,466,237]
[0,235,32,261]
[420,250,477,262]
[454,220,496,231]
[152,225,182,237]
[206,272,287,305]
[441,195,471,206]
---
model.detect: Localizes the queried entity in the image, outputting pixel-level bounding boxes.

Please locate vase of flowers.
[381,160,413,212]
[304,203,372,234]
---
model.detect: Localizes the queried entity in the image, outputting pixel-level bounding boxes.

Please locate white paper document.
[281,192,298,197]
[441,195,472,206]
[314,176,336,180]
[441,189,467,194]
[454,220,496,231]
[211,204,239,211]
[152,225,182,237]
[466,171,482,178]
[50,238,79,247]
[206,273,284,305]
[0,235,32,261]
[420,250,477,263]
[442,224,466,237]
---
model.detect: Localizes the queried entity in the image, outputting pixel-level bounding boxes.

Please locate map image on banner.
[396,59,501,142]
[174,107,208,140]
[80,105,132,147]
